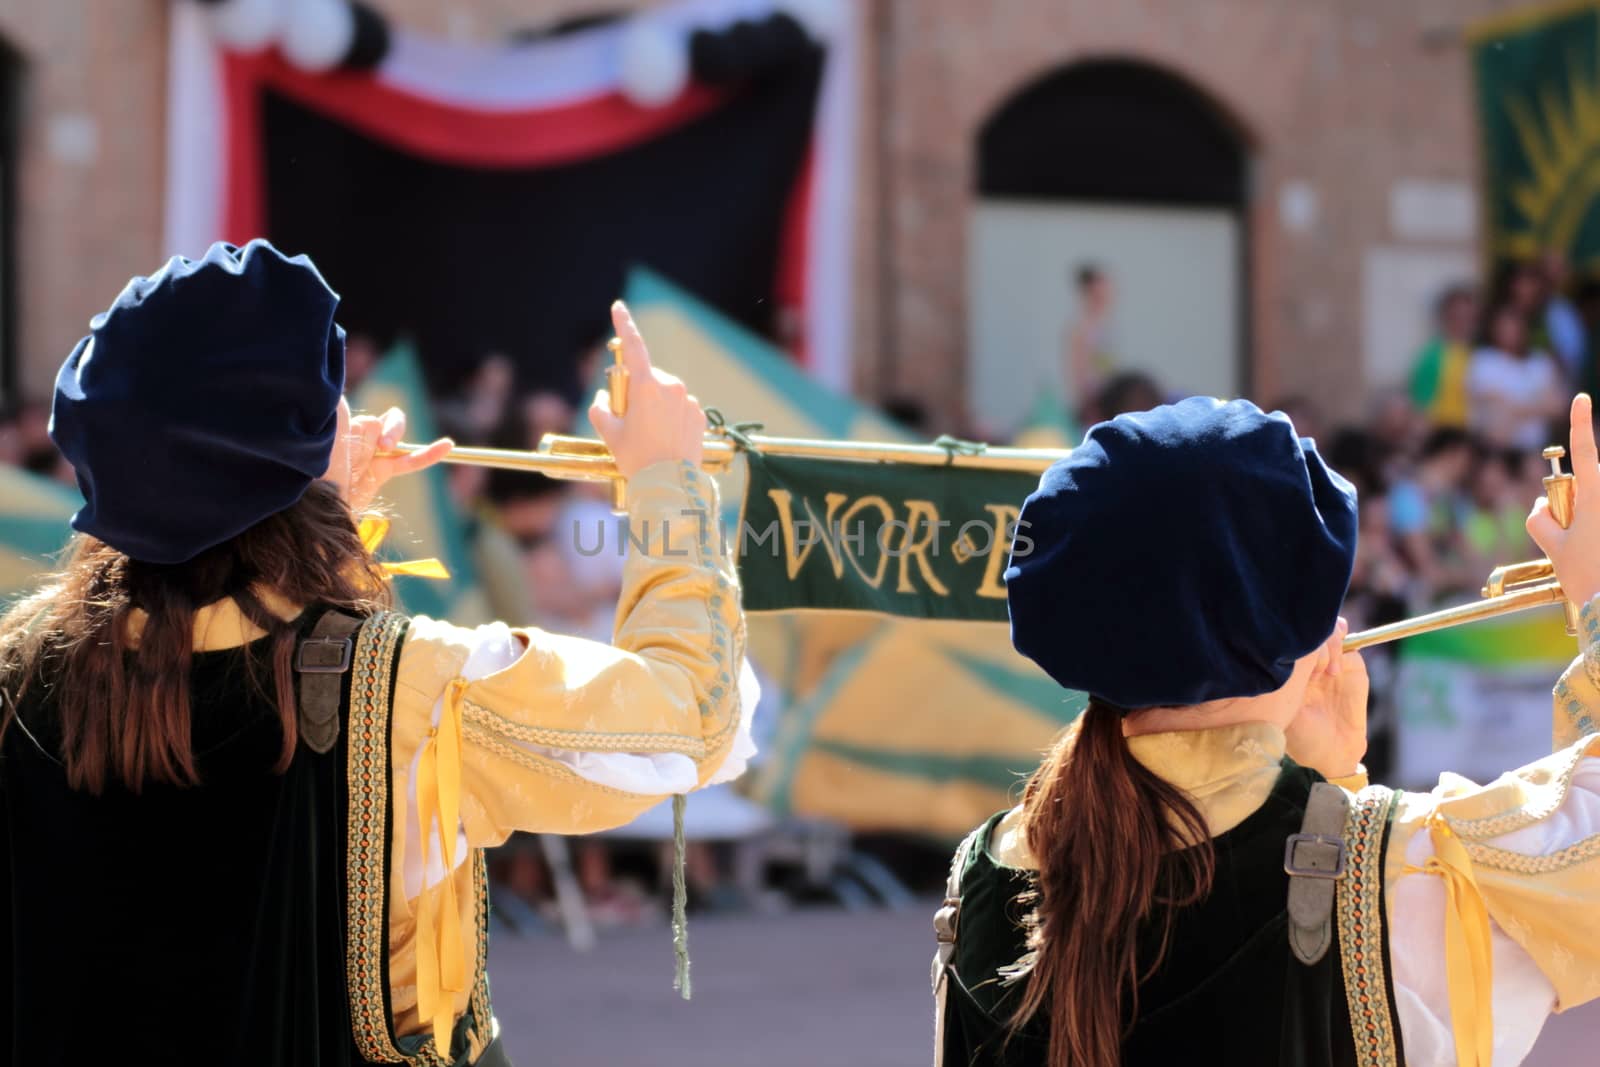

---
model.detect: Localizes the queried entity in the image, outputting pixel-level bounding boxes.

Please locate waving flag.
[0,467,79,605]
[626,271,1081,836]
[350,343,490,624]
[1471,2,1600,265]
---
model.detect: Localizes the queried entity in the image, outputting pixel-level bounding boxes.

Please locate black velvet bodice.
[0,611,386,1066]
[942,762,1395,1067]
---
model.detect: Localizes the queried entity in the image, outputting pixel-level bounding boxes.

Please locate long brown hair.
[0,480,389,794]
[1009,698,1217,1067]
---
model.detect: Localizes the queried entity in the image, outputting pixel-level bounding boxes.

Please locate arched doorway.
[967,59,1250,432]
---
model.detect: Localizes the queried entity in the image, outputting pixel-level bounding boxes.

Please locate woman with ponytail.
[935,395,1600,1067]
[0,242,755,1066]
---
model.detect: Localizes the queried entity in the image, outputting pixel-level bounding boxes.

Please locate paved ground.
[487,901,1598,1066]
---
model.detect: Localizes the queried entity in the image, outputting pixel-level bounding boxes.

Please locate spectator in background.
[11,400,57,478]
[0,406,22,467]
[521,390,577,449]
[1089,370,1163,424]
[1325,427,1386,503]
[434,353,515,443]
[1366,389,1423,487]
[1408,284,1478,428]
[1387,427,1473,596]
[882,396,930,434]
[1064,263,1116,411]
[1468,302,1564,449]
[1502,259,1551,345]
[343,331,382,392]
[1542,249,1588,386]
[1460,447,1529,579]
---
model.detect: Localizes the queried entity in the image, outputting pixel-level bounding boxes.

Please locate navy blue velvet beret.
[1004,396,1358,710]
[50,240,346,565]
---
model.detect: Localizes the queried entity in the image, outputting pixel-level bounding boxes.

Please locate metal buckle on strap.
[295,635,353,674]
[1283,832,1347,879]
[933,896,961,944]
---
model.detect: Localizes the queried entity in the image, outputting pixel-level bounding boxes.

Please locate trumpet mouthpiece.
[605,337,629,417]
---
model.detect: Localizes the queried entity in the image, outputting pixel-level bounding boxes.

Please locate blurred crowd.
[2,251,1593,921]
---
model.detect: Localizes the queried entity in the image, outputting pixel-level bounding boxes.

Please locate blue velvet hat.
[1004,396,1358,709]
[50,240,346,565]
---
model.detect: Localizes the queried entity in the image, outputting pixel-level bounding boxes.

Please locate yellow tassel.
[414,678,470,1054]
[357,515,451,581]
[380,558,451,580]
[1406,816,1494,1067]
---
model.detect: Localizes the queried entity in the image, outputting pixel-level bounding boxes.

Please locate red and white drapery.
[164,0,857,388]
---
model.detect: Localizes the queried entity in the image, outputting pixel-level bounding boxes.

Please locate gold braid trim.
[1462,829,1600,874]
[461,719,665,800]
[1336,784,1401,1067]
[346,610,413,1063]
[1442,740,1592,841]
[346,612,493,1067]
[460,699,711,756]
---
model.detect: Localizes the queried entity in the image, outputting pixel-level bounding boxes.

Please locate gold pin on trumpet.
[606,336,629,417]
[1544,445,1580,635]
[605,337,629,512]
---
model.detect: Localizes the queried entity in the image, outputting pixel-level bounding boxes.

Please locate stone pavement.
[487,901,1598,1066]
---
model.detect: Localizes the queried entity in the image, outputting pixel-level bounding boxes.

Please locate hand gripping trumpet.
[388,392,1581,653]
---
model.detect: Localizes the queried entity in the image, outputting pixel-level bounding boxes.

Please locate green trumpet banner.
[736,451,1043,621]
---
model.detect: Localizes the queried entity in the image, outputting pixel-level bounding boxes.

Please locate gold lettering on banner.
[839,495,894,589]
[895,499,951,596]
[768,489,848,580]
[977,504,1021,599]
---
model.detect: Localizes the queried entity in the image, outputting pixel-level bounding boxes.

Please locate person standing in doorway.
[1064,263,1117,417]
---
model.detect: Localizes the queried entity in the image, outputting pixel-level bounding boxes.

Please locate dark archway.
[978,58,1249,206]
[968,58,1253,417]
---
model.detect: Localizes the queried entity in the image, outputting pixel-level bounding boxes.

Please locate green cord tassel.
[671,793,692,999]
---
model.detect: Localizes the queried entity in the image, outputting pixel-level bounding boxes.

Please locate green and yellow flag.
[350,343,490,624]
[0,467,79,605]
[754,619,1082,838]
[624,270,1076,837]
[1471,1,1600,265]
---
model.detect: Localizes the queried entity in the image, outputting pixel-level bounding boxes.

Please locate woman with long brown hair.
[936,395,1600,1066]
[0,241,754,1066]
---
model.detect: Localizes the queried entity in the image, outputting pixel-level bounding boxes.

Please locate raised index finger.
[610,300,654,380]
[1571,393,1598,507]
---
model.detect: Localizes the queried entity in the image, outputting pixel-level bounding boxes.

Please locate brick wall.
[0,0,1543,430]
[0,0,169,400]
[861,0,1532,429]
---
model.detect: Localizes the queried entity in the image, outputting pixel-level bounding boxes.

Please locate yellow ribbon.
[357,516,451,582]
[1406,815,1495,1067]
[414,677,469,1054]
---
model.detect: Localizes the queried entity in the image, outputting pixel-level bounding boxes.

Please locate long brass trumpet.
[390,434,1582,653]
[391,432,1064,479]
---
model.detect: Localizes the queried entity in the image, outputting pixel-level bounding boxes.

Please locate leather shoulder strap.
[932,828,979,1067]
[294,609,362,755]
[1286,781,1350,965]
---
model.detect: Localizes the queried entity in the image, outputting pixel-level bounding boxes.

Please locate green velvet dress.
[938,762,1403,1067]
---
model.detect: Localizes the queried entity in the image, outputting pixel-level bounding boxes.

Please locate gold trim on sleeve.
[345,612,495,1067]
[1336,784,1402,1067]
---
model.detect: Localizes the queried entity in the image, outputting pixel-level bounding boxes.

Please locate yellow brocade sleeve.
[1385,594,1600,1066]
[450,459,744,842]
[383,460,745,1049]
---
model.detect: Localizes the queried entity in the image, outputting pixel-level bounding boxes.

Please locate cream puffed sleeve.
[395,459,748,847]
[1383,594,1600,1066]
[382,460,751,1050]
